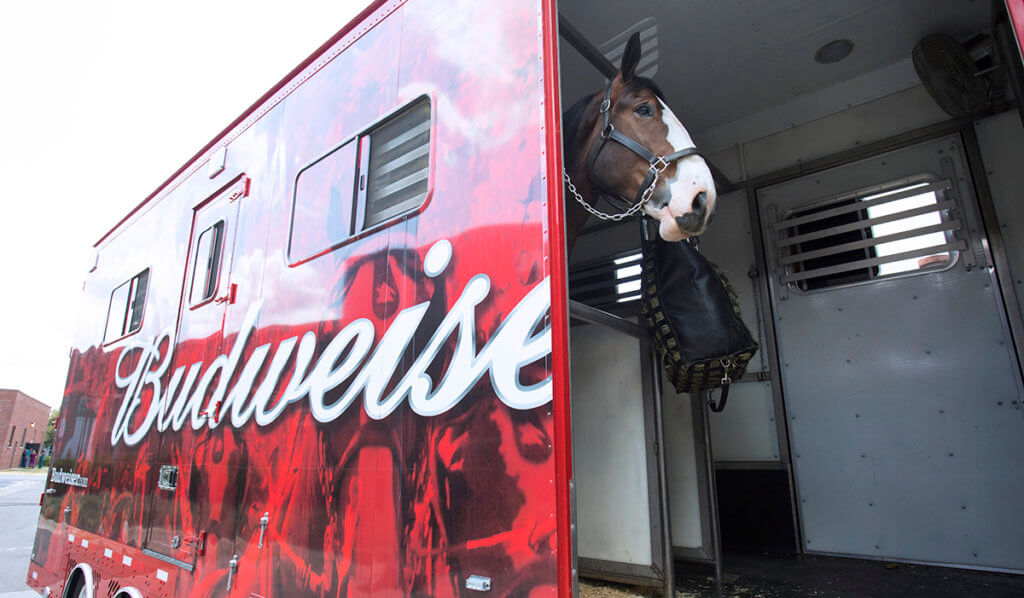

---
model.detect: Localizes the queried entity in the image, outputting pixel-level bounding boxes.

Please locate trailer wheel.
[64,577,87,598]
[63,564,94,598]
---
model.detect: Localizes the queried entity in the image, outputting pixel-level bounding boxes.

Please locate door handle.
[227,554,239,591]
[214,283,237,305]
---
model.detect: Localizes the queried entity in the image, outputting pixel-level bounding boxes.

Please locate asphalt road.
[0,471,45,598]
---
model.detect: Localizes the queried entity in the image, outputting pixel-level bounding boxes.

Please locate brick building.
[1,389,52,469]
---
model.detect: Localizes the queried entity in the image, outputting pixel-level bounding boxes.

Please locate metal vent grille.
[600,18,658,79]
[774,179,963,292]
[570,249,643,311]
[364,98,431,228]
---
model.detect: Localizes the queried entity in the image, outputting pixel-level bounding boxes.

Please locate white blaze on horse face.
[645,100,717,242]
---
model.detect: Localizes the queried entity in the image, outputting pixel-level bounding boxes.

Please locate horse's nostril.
[692,191,708,212]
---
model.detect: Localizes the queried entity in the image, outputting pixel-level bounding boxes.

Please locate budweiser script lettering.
[111,240,552,447]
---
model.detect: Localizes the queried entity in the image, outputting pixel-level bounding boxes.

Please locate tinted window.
[289,97,432,264]
[104,268,150,342]
[191,221,224,304]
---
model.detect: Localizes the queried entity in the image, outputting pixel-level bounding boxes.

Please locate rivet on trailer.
[25,1,1024,597]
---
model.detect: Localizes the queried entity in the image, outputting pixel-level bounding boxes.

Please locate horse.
[562,32,717,254]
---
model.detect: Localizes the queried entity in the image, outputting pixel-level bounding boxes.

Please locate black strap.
[607,128,658,162]
[664,146,703,162]
[708,385,730,413]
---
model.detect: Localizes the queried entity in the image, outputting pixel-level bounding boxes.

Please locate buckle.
[600,99,611,113]
[652,156,670,173]
[601,122,614,139]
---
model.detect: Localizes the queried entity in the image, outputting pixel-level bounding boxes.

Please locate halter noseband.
[563,80,704,222]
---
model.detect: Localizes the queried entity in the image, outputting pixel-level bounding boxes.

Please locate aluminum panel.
[570,324,653,566]
[974,112,1024,326]
[698,190,780,462]
[661,385,705,550]
[759,135,1024,570]
[707,381,779,462]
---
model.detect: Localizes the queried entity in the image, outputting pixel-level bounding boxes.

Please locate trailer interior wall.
[974,110,1024,325]
[567,226,715,583]
[559,0,1024,579]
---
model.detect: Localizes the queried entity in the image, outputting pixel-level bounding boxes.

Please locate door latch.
[258,512,270,548]
[214,283,237,305]
[184,531,206,556]
[227,554,239,591]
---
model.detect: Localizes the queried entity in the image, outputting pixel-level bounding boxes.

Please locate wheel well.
[112,589,144,598]
[63,564,94,598]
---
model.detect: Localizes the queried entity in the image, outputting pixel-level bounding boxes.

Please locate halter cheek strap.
[577,81,704,218]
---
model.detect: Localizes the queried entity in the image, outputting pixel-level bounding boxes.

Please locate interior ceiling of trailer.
[558,0,990,141]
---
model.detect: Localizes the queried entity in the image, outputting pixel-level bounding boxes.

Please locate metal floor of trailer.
[581,553,1024,598]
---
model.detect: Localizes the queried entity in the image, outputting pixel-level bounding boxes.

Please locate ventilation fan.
[913,33,995,118]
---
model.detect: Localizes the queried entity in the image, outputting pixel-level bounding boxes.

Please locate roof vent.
[814,39,854,64]
[600,18,659,79]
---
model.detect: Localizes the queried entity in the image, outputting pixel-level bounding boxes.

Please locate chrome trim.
[141,548,195,572]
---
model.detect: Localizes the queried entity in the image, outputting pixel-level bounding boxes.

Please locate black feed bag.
[641,238,759,397]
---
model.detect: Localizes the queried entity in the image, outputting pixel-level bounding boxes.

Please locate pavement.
[0,470,45,598]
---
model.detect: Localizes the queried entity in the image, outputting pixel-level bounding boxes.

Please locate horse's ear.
[620,32,642,82]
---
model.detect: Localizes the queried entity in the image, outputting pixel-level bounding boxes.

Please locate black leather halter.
[585,80,704,212]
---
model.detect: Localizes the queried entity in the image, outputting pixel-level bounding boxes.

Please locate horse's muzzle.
[674,191,710,234]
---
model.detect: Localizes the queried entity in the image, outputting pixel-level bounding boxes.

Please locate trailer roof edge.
[94,0,390,248]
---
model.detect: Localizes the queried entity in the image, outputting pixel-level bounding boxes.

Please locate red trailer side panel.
[28,0,568,596]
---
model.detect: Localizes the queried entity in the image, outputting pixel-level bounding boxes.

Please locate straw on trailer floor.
[578,579,659,598]
[583,553,1024,597]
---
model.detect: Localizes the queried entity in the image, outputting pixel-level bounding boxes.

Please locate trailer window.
[776,178,959,292]
[104,269,150,343]
[190,221,225,305]
[359,97,431,229]
[290,97,432,264]
[290,141,358,263]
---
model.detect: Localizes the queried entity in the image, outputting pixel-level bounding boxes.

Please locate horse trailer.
[28,1,1024,596]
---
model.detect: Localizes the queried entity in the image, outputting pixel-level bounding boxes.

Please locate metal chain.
[563,166,661,222]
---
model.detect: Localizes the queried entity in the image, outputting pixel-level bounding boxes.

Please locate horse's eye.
[634,103,654,117]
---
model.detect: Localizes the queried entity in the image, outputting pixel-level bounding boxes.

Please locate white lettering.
[110,240,553,446]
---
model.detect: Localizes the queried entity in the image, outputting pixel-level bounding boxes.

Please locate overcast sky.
[0,1,371,408]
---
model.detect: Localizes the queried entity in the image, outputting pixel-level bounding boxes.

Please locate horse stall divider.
[568,301,674,597]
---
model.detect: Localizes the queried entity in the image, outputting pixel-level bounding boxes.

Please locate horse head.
[563,32,717,252]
